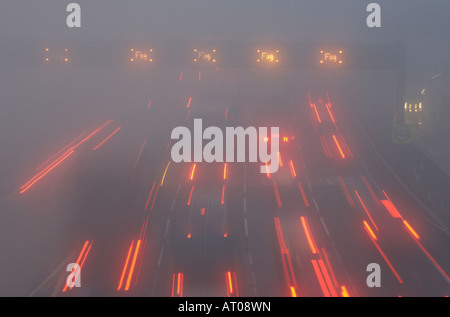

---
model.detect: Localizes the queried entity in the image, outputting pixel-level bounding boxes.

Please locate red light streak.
[35,132,85,171]
[144,182,156,211]
[338,176,355,207]
[187,186,194,206]
[274,218,299,293]
[380,200,402,219]
[92,126,122,151]
[149,184,160,212]
[62,240,92,292]
[20,150,74,194]
[172,273,184,297]
[319,135,331,158]
[273,182,282,208]
[321,248,339,288]
[361,176,381,207]
[318,259,338,297]
[355,190,378,231]
[297,181,310,207]
[124,239,142,291]
[363,222,403,284]
[311,259,331,297]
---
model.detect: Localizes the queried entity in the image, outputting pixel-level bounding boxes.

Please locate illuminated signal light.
[194,49,217,64]
[320,50,344,65]
[187,233,191,239]
[129,48,153,63]
[256,49,280,64]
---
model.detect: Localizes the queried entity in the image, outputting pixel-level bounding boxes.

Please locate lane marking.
[312,197,319,211]
[320,217,330,235]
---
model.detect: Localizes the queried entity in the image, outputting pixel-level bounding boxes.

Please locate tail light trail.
[62,240,93,292]
[92,126,121,151]
[172,273,184,297]
[274,217,299,296]
[117,239,142,291]
[225,271,239,297]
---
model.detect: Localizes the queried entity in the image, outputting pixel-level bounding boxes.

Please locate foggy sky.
[1,1,450,42]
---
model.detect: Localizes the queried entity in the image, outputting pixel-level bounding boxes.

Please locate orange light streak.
[221,185,226,205]
[288,160,297,178]
[403,220,420,240]
[223,163,228,180]
[117,240,134,291]
[160,161,171,186]
[341,285,350,297]
[189,163,196,181]
[363,221,377,240]
[124,239,141,291]
[297,181,310,207]
[301,216,318,254]
[278,152,283,167]
[313,104,321,123]
[332,134,345,159]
